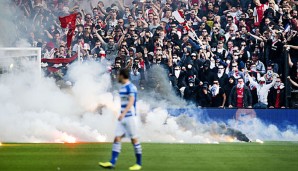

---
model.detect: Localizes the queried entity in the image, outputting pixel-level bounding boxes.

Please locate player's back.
[119,82,137,117]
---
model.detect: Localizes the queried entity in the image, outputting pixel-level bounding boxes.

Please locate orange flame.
[55,133,77,143]
[226,136,235,142]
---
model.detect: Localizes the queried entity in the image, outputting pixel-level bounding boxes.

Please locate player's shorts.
[115,116,139,139]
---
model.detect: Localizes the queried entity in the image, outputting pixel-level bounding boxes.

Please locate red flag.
[59,13,77,29]
[41,53,78,64]
[47,67,60,73]
[59,13,77,48]
[43,53,78,73]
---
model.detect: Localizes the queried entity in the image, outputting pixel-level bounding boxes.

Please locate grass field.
[0,142,298,171]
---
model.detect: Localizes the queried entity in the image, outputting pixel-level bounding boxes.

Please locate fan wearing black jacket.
[268,77,286,108]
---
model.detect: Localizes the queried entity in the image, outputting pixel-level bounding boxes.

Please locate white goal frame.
[0,47,41,75]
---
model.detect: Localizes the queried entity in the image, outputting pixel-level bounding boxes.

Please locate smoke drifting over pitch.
[0,61,218,143]
[0,61,298,143]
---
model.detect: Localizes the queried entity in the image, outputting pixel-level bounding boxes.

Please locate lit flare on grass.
[256,139,264,144]
[55,133,77,143]
[226,136,235,142]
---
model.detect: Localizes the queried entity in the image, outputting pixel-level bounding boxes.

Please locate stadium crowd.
[8,0,298,108]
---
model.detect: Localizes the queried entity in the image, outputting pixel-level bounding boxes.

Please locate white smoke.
[0,61,216,143]
[0,1,18,46]
[1,60,297,143]
[228,117,298,141]
[0,61,114,142]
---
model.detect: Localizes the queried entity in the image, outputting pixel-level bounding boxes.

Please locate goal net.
[0,47,41,75]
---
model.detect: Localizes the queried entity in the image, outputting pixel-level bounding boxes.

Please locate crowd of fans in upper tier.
[8,0,298,108]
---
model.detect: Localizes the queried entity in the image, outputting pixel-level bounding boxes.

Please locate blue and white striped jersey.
[119,82,137,117]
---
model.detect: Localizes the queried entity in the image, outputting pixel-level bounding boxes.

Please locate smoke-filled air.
[0,61,297,143]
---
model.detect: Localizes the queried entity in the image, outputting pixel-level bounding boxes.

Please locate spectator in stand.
[224,76,236,107]
[197,82,212,108]
[268,77,286,108]
[227,62,244,81]
[91,40,103,55]
[216,64,228,88]
[249,31,284,74]
[253,0,268,27]
[95,31,125,62]
[263,64,276,84]
[183,77,199,105]
[286,46,298,90]
[210,79,226,108]
[263,0,280,26]
[228,78,252,108]
[250,52,266,75]
[198,61,216,86]
[247,74,276,109]
[130,63,141,87]
[245,60,260,106]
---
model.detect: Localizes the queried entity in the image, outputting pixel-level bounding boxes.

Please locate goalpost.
[0,47,41,75]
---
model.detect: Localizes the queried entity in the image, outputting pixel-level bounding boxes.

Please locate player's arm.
[118,95,135,121]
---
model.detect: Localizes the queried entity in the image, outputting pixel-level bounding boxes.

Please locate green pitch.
[0,142,298,171]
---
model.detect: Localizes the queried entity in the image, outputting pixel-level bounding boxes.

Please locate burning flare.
[55,133,77,143]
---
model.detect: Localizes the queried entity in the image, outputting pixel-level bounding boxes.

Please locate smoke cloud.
[228,117,298,141]
[140,65,187,108]
[0,60,222,143]
[0,62,112,142]
[0,61,297,143]
[0,0,37,47]
[0,0,18,46]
